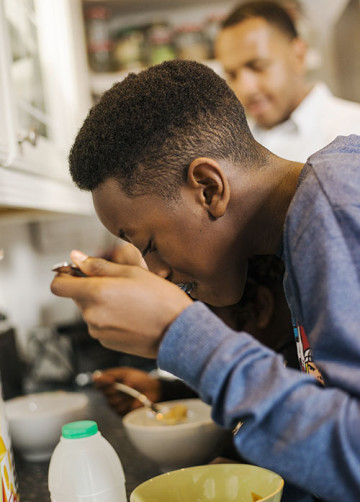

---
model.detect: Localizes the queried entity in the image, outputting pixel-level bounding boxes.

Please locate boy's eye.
[142,241,156,257]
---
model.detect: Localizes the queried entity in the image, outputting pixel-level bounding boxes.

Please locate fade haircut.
[222,1,298,40]
[69,59,264,200]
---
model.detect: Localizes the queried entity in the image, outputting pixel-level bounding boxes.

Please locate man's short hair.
[222,1,298,40]
[69,59,263,200]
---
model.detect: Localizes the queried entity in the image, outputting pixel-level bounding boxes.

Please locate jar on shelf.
[85,6,114,73]
[146,22,176,66]
[204,13,226,59]
[175,24,210,62]
[113,26,145,71]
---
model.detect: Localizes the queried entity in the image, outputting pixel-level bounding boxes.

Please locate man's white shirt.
[250,82,360,162]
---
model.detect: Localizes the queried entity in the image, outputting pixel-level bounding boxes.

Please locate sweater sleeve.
[158,301,360,502]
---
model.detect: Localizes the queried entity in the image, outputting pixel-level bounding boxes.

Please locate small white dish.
[5,391,89,461]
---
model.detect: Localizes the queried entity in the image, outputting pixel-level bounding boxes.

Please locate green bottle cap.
[62,420,98,439]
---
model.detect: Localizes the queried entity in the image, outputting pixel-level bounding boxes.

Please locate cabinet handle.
[18,127,39,148]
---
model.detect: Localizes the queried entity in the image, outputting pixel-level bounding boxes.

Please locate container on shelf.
[85,6,115,73]
[204,13,226,59]
[146,21,176,66]
[113,26,145,71]
[175,23,210,61]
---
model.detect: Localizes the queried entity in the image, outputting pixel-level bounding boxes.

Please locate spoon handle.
[114,382,154,409]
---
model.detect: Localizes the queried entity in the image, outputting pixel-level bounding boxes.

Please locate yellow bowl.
[130,463,284,502]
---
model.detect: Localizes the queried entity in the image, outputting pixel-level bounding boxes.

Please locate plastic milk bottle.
[48,420,127,502]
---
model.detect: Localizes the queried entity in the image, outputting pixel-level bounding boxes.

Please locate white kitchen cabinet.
[0,0,93,215]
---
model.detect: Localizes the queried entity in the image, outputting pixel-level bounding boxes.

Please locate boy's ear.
[187,157,230,219]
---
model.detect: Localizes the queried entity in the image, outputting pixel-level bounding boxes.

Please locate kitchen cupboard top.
[0,0,93,215]
[0,165,92,217]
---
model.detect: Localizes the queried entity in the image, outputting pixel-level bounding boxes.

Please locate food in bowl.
[123,398,226,472]
[156,403,188,424]
[130,463,284,502]
[5,391,89,461]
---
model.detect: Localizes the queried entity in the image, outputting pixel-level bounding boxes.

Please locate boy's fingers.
[50,273,90,298]
[70,250,133,278]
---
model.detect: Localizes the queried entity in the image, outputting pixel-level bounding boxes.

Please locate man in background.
[215,0,360,161]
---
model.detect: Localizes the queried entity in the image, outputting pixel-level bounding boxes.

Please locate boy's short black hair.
[69,59,264,200]
[222,1,298,40]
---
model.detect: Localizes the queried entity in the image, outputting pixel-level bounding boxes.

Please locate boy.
[51,60,360,501]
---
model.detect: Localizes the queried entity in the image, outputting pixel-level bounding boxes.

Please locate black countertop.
[14,388,161,502]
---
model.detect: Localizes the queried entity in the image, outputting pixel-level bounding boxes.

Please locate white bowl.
[122,398,226,472]
[5,391,89,461]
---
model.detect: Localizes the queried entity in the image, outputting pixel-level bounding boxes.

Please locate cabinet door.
[0,0,91,182]
[0,0,65,179]
[0,0,17,169]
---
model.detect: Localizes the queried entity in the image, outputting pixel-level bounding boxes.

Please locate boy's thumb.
[70,249,127,277]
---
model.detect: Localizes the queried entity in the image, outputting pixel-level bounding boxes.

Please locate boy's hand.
[50,250,192,358]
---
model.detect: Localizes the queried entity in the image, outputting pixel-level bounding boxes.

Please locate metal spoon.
[113,382,166,418]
